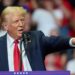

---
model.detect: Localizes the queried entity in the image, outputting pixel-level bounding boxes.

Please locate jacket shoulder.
[29,31,44,36]
[0,35,6,43]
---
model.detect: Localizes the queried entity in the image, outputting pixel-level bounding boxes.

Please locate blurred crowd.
[0,0,75,75]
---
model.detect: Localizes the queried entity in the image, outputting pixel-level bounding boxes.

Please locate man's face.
[5,13,25,39]
[43,0,54,8]
[3,0,13,6]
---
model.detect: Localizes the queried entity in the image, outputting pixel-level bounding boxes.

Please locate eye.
[12,19,19,23]
[21,19,24,21]
[14,20,19,23]
[20,18,25,23]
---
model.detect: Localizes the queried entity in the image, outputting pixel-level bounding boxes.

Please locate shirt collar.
[7,34,15,47]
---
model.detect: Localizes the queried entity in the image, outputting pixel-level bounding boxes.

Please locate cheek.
[8,25,17,32]
[8,26,13,32]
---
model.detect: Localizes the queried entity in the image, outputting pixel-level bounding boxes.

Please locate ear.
[2,22,8,31]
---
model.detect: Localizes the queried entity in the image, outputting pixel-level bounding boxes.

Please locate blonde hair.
[1,6,27,23]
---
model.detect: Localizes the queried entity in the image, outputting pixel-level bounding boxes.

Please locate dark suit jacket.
[0,31,73,71]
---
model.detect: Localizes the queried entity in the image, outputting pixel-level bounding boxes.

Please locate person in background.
[55,0,73,26]
[24,11,31,32]
[1,0,14,6]
[18,0,30,12]
[60,9,75,60]
[32,0,58,36]
[0,0,18,14]
[29,0,38,11]
[45,50,68,71]
[66,50,75,75]
[44,54,56,71]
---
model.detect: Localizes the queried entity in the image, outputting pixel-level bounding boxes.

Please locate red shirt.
[62,0,73,26]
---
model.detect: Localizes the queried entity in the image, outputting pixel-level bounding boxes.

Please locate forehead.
[11,13,25,18]
[5,12,25,21]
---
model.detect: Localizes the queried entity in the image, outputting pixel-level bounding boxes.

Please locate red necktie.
[14,40,24,71]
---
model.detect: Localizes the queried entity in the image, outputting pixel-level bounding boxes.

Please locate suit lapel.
[0,34,9,71]
[24,32,35,70]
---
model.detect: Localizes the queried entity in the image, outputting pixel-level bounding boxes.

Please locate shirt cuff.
[69,38,75,47]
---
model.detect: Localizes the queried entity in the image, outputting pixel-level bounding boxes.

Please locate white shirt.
[66,59,75,74]
[7,34,32,71]
[53,9,64,20]
[32,9,58,36]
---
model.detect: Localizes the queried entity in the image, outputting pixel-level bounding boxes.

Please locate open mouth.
[18,29,23,31]
[18,29,24,33]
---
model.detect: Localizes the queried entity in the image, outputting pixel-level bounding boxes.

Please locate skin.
[43,0,54,11]
[2,0,13,6]
[4,13,25,40]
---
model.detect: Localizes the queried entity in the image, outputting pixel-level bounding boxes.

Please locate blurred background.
[0,0,75,75]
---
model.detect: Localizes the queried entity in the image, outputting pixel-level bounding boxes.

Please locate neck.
[7,33,21,40]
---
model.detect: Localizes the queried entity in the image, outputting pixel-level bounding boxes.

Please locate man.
[0,6,75,71]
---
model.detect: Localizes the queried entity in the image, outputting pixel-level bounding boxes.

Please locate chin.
[17,34,22,39]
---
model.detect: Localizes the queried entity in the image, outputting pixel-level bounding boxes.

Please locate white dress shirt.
[66,59,75,74]
[32,9,58,36]
[7,34,32,71]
